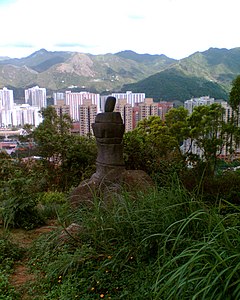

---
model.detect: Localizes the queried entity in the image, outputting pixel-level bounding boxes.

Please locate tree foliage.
[229,75,240,111]
[31,106,97,191]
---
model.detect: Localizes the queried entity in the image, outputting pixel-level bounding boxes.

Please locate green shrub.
[36,191,69,221]
[1,177,45,230]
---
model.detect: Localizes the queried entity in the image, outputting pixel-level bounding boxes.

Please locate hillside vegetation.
[1,102,240,298]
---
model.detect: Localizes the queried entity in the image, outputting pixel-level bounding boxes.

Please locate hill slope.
[0,47,239,100]
[122,69,228,101]
[0,49,175,92]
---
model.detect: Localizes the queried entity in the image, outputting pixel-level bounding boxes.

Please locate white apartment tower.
[65,91,100,121]
[25,86,47,109]
[11,104,43,127]
[111,91,145,107]
[0,87,14,127]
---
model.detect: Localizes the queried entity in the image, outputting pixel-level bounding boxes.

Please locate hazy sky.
[0,0,239,59]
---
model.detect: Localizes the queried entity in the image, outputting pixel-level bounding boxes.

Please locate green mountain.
[0,49,174,93]
[0,47,240,101]
[122,69,228,101]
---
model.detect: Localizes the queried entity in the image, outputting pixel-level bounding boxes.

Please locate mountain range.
[1,47,240,102]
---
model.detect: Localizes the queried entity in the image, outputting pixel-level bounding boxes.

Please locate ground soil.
[1,221,58,299]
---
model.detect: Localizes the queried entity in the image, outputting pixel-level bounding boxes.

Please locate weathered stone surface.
[121,170,154,191]
[95,112,122,124]
[104,96,116,112]
[69,168,155,208]
[92,122,125,140]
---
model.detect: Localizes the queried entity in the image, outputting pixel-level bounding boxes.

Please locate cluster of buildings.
[1,85,238,160]
[0,86,45,128]
[0,86,173,136]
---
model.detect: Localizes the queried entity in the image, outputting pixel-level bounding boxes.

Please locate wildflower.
[107,255,112,259]
[100,294,105,298]
[91,287,95,291]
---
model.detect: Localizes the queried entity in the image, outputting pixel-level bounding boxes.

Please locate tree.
[123,115,184,184]
[228,75,240,158]
[32,106,97,191]
[187,103,227,172]
[229,75,240,112]
[33,106,72,163]
[165,106,189,151]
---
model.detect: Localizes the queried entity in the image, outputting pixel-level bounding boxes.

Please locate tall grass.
[29,179,240,299]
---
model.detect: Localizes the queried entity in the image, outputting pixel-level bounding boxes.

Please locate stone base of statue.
[70,168,154,209]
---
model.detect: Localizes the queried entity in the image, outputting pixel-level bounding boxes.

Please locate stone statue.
[70,96,154,208]
[91,96,125,181]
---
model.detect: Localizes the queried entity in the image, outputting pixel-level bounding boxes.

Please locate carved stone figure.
[70,96,154,208]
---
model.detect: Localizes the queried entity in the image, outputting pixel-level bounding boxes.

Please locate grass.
[25,180,240,299]
[0,233,24,299]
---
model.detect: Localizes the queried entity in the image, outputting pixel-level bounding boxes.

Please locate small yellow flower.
[107,255,112,259]
[91,287,95,291]
[100,294,105,298]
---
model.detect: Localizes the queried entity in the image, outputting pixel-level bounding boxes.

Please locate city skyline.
[0,0,240,60]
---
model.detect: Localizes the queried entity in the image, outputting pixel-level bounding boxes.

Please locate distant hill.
[0,47,240,100]
[122,69,228,101]
[0,49,174,93]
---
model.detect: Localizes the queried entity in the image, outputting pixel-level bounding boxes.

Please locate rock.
[58,223,83,243]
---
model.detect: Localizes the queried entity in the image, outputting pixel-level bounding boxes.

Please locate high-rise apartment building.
[25,86,47,109]
[79,99,97,136]
[101,91,146,111]
[157,101,174,120]
[65,91,100,121]
[11,104,42,127]
[53,92,65,106]
[0,87,14,127]
[184,96,215,114]
[133,98,160,127]
[53,105,70,118]
[115,99,133,132]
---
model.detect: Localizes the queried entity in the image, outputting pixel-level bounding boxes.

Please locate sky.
[0,0,240,60]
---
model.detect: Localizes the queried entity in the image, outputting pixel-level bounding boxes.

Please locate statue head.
[104,96,116,112]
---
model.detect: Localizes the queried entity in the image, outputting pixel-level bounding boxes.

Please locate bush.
[1,177,45,230]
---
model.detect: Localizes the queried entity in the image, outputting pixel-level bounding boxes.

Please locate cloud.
[53,43,93,49]
[0,42,34,48]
